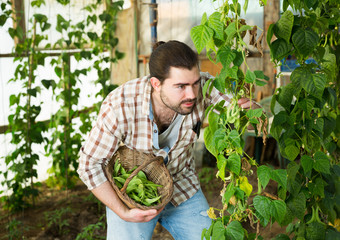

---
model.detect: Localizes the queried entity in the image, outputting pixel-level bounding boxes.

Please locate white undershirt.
[158,114,183,150]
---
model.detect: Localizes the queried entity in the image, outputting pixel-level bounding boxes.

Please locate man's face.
[159,66,201,115]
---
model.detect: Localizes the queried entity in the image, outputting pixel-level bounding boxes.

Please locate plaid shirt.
[77,72,231,206]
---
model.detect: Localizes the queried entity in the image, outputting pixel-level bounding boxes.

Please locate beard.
[160,89,197,115]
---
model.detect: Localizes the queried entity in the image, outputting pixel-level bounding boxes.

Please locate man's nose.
[185,86,196,99]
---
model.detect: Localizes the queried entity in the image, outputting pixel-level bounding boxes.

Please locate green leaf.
[203,78,213,99]
[313,151,330,174]
[204,126,217,157]
[217,155,227,180]
[284,144,300,161]
[190,24,214,54]
[212,221,225,239]
[201,12,208,25]
[246,108,263,119]
[257,165,271,189]
[243,0,249,13]
[302,73,326,99]
[306,222,326,240]
[232,50,243,66]
[271,169,287,190]
[216,46,235,67]
[292,28,319,58]
[27,89,37,97]
[309,177,326,198]
[225,221,244,240]
[245,70,256,84]
[271,200,286,224]
[225,22,237,42]
[226,66,239,79]
[266,23,275,46]
[228,129,241,149]
[9,94,17,106]
[301,155,313,175]
[291,67,312,90]
[277,83,295,111]
[213,74,226,94]
[298,98,315,118]
[286,192,306,220]
[253,195,272,220]
[274,10,294,43]
[208,12,224,41]
[224,183,235,205]
[227,153,241,175]
[270,39,291,61]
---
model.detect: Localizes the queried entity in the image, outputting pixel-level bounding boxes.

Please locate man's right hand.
[123,207,164,222]
[91,181,164,223]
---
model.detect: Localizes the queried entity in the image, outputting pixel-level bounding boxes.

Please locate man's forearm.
[91,180,128,217]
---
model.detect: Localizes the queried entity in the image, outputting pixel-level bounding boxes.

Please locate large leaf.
[204,126,217,157]
[217,154,228,180]
[284,144,300,161]
[208,12,224,41]
[277,83,295,111]
[274,10,294,43]
[257,165,271,189]
[271,169,287,190]
[270,39,291,61]
[292,28,319,58]
[190,24,214,54]
[212,221,225,239]
[286,192,306,220]
[227,153,241,175]
[216,46,236,67]
[304,73,326,99]
[291,67,312,90]
[253,195,272,221]
[313,151,330,174]
[301,155,313,174]
[245,69,256,84]
[271,200,286,224]
[225,221,244,240]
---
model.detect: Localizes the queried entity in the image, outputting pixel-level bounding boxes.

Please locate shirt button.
[154,130,157,133]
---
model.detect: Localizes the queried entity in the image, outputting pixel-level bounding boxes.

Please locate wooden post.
[11,0,26,45]
[262,0,280,98]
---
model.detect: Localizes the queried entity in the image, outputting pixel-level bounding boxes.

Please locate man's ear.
[150,77,161,91]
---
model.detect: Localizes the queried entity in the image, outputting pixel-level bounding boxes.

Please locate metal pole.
[149,0,158,49]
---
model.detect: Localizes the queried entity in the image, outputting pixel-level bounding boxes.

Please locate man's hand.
[122,207,164,222]
[237,97,260,110]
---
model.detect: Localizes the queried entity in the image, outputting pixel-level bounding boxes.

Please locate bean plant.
[1,0,49,211]
[191,1,284,239]
[191,0,339,239]
[268,0,339,239]
[1,0,123,212]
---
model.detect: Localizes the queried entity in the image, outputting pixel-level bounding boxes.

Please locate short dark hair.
[149,40,199,82]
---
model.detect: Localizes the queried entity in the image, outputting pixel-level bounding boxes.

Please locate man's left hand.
[237,98,260,110]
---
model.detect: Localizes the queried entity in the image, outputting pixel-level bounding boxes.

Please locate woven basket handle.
[120,156,164,194]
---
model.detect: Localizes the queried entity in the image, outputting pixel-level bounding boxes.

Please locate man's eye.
[177,85,184,89]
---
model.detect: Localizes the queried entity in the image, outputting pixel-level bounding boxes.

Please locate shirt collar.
[142,75,152,116]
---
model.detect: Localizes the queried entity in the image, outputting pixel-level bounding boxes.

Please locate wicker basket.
[104,146,173,210]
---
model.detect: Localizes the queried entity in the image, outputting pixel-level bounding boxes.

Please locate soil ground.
[0,138,288,239]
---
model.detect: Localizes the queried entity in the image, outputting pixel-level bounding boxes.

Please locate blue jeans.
[106,189,211,240]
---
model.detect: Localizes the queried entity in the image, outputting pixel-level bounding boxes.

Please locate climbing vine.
[1,0,123,211]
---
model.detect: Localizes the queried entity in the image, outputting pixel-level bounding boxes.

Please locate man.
[77,40,257,239]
